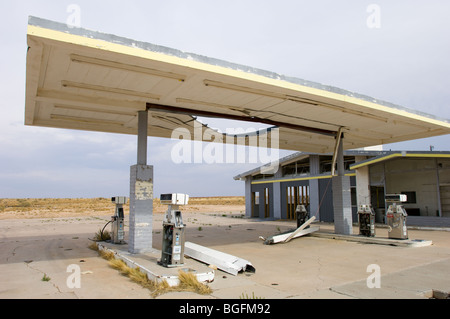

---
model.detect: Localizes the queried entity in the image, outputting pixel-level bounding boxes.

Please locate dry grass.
[0,196,245,219]
[92,228,111,241]
[177,270,212,295]
[90,242,212,298]
[0,197,112,219]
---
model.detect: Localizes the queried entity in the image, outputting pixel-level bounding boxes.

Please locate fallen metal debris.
[261,216,319,245]
[184,242,255,276]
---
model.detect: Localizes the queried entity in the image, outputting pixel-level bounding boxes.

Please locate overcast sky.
[0,1,449,198]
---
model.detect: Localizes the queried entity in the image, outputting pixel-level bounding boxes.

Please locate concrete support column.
[129,110,154,254]
[435,159,442,217]
[244,176,252,218]
[332,136,353,235]
[355,156,370,207]
[309,155,320,220]
[137,110,148,165]
[272,168,282,219]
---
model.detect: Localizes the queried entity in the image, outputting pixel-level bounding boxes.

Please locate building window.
[286,185,310,220]
[319,156,356,173]
[254,192,260,204]
[252,174,274,181]
[282,157,310,176]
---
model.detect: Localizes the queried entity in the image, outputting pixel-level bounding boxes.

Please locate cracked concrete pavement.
[1,213,449,299]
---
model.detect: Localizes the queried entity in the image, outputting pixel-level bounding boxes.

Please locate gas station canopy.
[25,16,450,153]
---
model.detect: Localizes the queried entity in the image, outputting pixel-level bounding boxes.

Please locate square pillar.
[244,176,252,218]
[272,166,282,219]
[355,156,370,207]
[332,175,353,234]
[309,155,320,220]
[137,110,148,165]
[128,164,154,253]
[272,182,282,220]
[332,135,353,235]
[128,110,154,254]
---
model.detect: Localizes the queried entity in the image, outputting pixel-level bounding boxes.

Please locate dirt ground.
[0,197,245,219]
[1,197,450,300]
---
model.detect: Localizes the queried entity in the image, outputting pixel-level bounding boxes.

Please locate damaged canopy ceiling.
[25,16,450,153]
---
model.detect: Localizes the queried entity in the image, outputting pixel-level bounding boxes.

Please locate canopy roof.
[25,16,450,153]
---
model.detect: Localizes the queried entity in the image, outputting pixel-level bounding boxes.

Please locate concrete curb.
[97,242,215,287]
[310,232,432,247]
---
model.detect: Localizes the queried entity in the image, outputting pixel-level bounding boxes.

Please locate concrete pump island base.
[96,242,215,287]
[310,232,432,247]
[103,192,216,287]
[101,193,256,288]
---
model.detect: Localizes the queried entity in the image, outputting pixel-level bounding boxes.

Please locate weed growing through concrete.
[93,228,111,241]
[89,242,212,298]
[239,291,264,299]
[41,274,51,282]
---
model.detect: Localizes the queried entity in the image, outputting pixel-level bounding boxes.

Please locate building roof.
[349,151,450,169]
[234,150,450,180]
[26,16,450,154]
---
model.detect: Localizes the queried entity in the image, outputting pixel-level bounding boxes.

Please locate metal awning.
[25,16,450,153]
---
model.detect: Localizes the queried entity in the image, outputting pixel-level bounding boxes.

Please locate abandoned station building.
[234,149,450,227]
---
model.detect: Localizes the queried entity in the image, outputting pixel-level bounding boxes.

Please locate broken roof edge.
[28,16,450,126]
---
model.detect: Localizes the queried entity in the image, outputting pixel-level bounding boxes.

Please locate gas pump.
[385,194,408,240]
[110,196,126,244]
[358,204,376,237]
[159,193,189,267]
